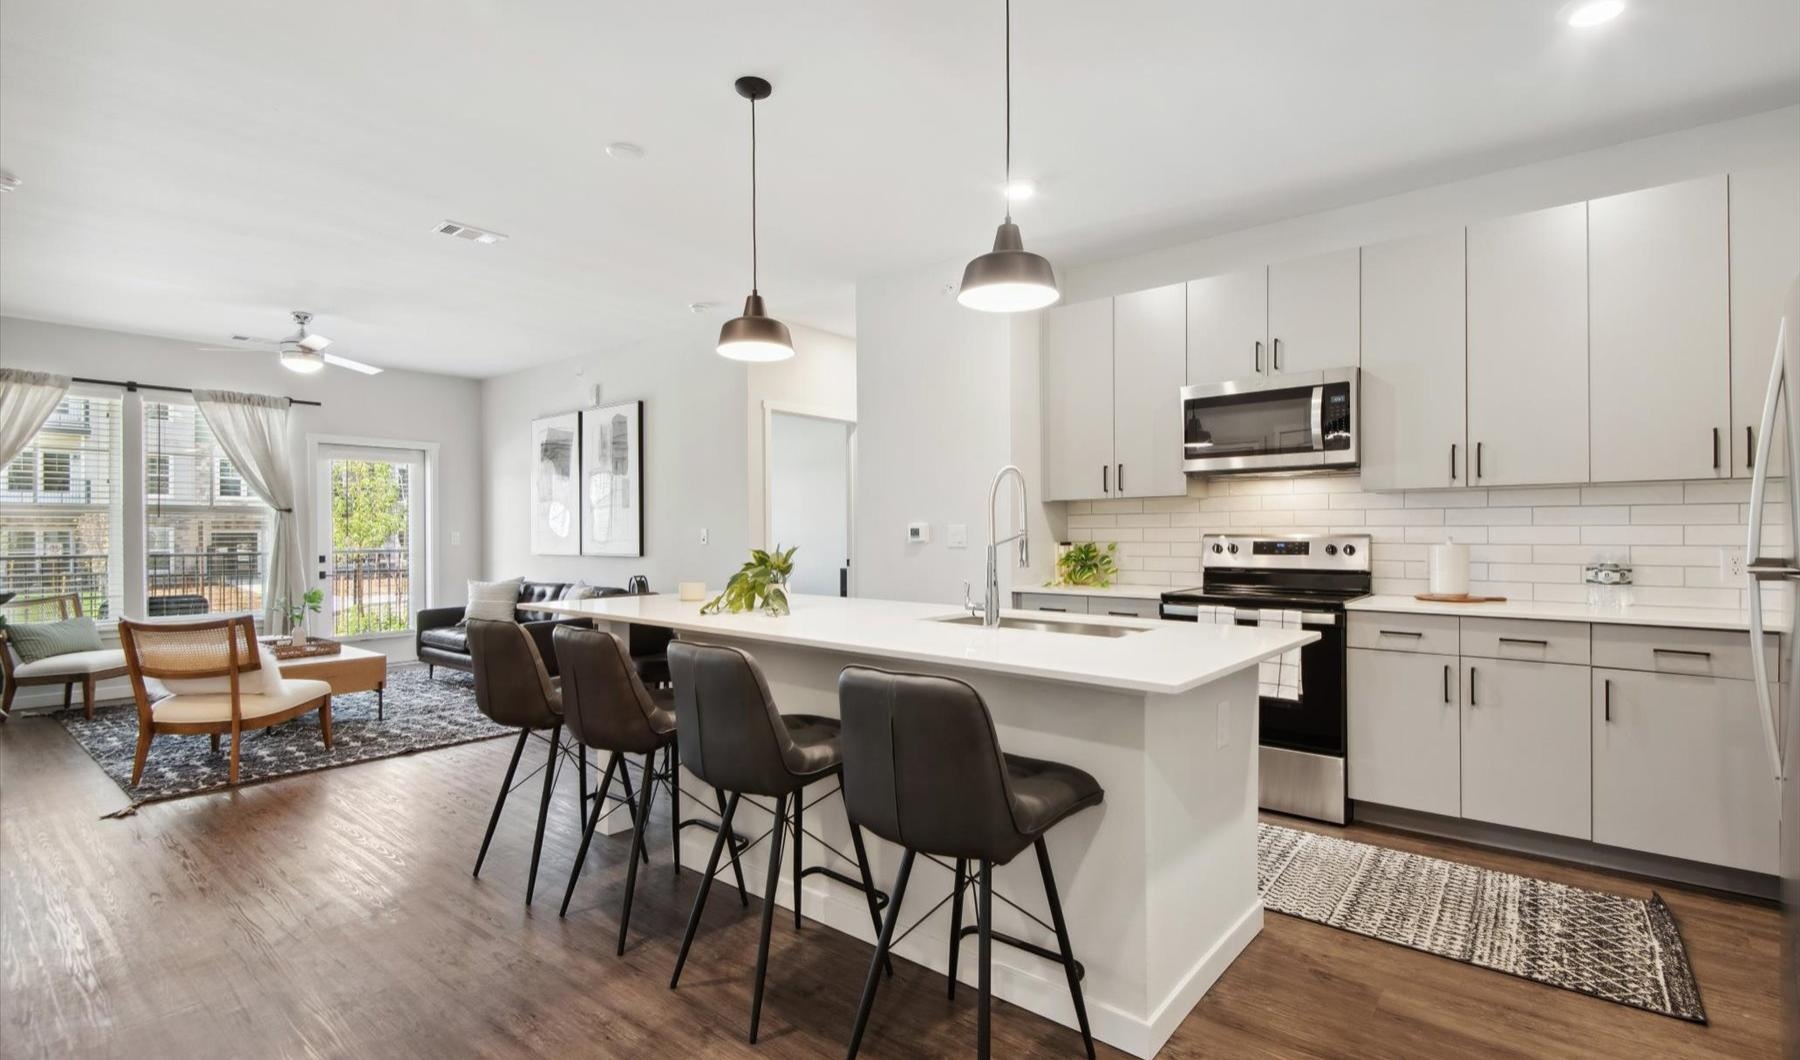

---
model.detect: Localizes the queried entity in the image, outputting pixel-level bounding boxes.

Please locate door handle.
[1712,427,1720,471]
[1272,337,1283,371]
[1377,629,1423,639]
[1443,663,1451,704]
[1603,678,1612,723]
[1117,463,1125,494]
[1468,666,1478,707]
[1102,465,1109,494]
[1747,425,1755,470]
[1450,443,1458,481]
[1254,340,1263,374]
[1475,442,1484,479]
[1497,637,1549,648]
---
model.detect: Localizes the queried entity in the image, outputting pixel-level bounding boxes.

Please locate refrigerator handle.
[1746,316,1788,782]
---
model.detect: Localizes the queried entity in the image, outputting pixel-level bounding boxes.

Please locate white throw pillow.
[466,578,523,622]
[561,581,601,602]
[158,643,285,696]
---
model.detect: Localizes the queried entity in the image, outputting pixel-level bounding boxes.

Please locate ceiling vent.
[433,220,507,245]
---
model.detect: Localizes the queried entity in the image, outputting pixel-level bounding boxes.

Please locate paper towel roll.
[1429,542,1469,596]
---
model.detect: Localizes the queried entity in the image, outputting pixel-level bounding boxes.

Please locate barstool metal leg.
[671,791,740,989]
[718,789,750,907]
[845,847,916,1060]
[847,823,893,977]
[668,744,682,876]
[791,786,805,930]
[947,857,968,999]
[575,744,588,835]
[473,728,530,878]
[748,793,789,1044]
[1036,837,1096,1059]
[617,759,651,866]
[525,723,562,905]
[616,751,656,955]
[559,751,621,917]
[977,858,993,1060]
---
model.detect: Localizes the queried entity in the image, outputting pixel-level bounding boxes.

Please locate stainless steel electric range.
[1160,532,1371,824]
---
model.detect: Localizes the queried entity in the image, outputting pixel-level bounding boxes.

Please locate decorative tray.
[271,637,344,661]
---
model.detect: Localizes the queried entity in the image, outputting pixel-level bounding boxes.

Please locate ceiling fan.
[197,310,382,375]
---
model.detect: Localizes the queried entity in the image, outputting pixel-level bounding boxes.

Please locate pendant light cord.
[1003,0,1012,224]
[750,94,760,294]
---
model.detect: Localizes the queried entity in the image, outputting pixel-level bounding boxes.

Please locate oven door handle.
[1310,385,1325,451]
[1161,603,1200,618]
[1299,612,1339,627]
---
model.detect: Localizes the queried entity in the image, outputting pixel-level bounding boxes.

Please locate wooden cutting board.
[1413,593,1508,603]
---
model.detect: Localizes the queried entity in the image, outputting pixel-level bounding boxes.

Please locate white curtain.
[0,368,72,469]
[193,389,303,632]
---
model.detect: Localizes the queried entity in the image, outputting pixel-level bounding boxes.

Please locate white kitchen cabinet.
[1185,267,1267,384]
[1267,248,1360,375]
[1359,230,1467,490]
[1347,647,1460,817]
[1014,593,1090,614]
[1593,669,1779,874]
[1112,283,1187,498]
[1460,658,1591,839]
[1041,298,1115,501]
[1467,202,1590,486]
[1589,176,1730,482]
[1730,161,1800,478]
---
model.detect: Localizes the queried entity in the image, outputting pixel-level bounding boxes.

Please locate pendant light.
[958,0,1059,313]
[717,75,795,362]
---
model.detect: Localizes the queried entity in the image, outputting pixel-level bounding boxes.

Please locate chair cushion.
[7,617,104,664]
[157,643,284,696]
[1004,753,1105,838]
[781,713,844,777]
[517,580,573,623]
[12,647,128,679]
[418,624,471,654]
[466,578,522,622]
[152,677,333,724]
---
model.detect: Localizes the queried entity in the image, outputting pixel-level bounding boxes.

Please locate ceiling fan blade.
[231,333,284,345]
[322,353,382,375]
[300,333,332,351]
[198,344,274,352]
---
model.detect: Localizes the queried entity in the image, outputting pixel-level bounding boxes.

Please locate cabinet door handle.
[1652,647,1712,660]
[1378,629,1423,639]
[1254,340,1263,374]
[1712,427,1720,471]
[1117,463,1125,494]
[1603,677,1612,723]
[1443,663,1451,704]
[1497,636,1549,648]
[1450,443,1458,481]
[1475,442,1484,480]
[1107,609,1138,617]
[1102,465,1109,494]
[1039,606,1068,613]
[1469,666,1478,707]
[1272,337,1283,371]
[1747,425,1755,470]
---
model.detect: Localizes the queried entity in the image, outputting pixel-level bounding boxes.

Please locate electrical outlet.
[1215,703,1229,749]
[1722,547,1746,581]
[449,530,462,547]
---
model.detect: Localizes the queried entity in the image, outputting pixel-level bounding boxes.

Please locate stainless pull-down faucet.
[963,465,1030,627]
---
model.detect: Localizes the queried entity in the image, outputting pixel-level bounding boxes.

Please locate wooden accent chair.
[0,593,129,720]
[117,615,334,786]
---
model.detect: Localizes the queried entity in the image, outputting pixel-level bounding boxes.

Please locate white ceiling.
[1,1,1795,378]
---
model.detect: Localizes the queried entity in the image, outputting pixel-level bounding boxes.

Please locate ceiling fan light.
[958,222,1060,312]
[717,293,795,362]
[280,347,325,374]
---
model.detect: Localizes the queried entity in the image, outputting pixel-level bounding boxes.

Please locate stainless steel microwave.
[1181,367,1358,474]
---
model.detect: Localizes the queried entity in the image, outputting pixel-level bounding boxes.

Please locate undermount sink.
[931,614,1148,638]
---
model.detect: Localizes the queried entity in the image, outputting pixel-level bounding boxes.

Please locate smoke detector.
[433,219,507,244]
[0,171,20,193]
[605,142,646,161]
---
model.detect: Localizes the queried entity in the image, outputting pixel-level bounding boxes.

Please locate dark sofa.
[416,580,622,678]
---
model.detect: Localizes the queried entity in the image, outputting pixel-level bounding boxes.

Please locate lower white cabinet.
[1347,647,1460,817]
[1592,669,1779,874]
[1014,593,1089,614]
[1460,659,1592,840]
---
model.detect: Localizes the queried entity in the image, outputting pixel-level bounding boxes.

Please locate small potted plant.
[701,545,798,617]
[1052,542,1118,589]
[286,588,324,647]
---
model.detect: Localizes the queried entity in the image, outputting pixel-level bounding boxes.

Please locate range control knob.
[1324,544,1339,556]
[1211,543,1224,554]
[1343,544,1357,557]
[1227,543,1239,555]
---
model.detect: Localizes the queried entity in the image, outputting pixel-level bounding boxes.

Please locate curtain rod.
[69,376,323,407]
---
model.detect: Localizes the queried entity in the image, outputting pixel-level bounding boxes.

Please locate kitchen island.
[530,592,1315,1057]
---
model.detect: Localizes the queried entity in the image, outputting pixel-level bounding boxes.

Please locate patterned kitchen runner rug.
[55,666,511,813]
[1256,822,1706,1023]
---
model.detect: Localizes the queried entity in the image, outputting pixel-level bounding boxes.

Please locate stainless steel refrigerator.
[1745,275,1800,1058]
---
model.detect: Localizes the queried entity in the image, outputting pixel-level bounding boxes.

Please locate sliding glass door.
[313,445,426,638]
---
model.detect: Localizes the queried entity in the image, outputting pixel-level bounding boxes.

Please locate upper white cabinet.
[1589,176,1730,482]
[1360,230,1466,491]
[1730,161,1800,479]
[1041,298,1115,501]
[1267,248,1360,375]
[1112,283,1188,498]
[1185,268,1266,383]
[1466,202,1590,486]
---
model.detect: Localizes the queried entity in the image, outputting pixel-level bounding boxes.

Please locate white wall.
[746,326,856,551]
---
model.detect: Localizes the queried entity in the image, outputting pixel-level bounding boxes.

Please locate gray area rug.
[55,666,510,811]
[1256,823,1705,1023]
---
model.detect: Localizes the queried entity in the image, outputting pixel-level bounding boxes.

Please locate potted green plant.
[285,588,325,646]
[701,545,798,617]
[1052,542,1118,588]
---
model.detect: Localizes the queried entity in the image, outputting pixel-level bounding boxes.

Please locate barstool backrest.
[552,624,666,753]
[837,666,1020,860]
[467,619,562,730]
[668,640,801,796]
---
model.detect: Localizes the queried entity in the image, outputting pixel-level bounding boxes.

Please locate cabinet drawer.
[1460,617,1590,665]
[1348,612,1460,655]
[1015,593,1089,615]
[1089,597,1161,620]
[1591,624,1778,682]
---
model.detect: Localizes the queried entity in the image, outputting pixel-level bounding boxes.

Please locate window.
[147,526,173,575]
[144,401,272,617]
[216,459,245,499]
[146,455,171,497]
[0,396,122,618]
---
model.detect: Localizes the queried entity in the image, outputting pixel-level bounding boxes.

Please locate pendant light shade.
[718,75,795,362]
[957,0,1059,314]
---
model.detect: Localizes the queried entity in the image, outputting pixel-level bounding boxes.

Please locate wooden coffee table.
[278,645,390,719]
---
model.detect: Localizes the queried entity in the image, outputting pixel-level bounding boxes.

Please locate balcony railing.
[331,547,412,636]
[0,554,111,619]
[148,552,265,616]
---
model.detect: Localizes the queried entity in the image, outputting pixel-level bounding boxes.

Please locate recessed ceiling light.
[0,170,20,193]
[1562,0,1625,28]
[606,142,646,160]
[433,219,508,244]
[688,301,718,314]
[1002,178,1037,202]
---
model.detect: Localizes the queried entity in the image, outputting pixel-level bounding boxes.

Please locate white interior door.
[314,444,427,638]
[767,411,852,597]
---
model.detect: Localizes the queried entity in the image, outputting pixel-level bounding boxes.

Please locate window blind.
[0,396,125,619]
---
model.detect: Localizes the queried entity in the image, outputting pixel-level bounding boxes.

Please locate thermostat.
[906,522,931,543]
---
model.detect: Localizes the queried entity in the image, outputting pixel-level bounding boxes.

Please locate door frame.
[304,434,440,639]
[760,401,856,597]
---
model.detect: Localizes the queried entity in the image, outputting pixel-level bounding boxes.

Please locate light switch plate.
[907,522,931,544]
[449,530,462,547]
[947,523,968,548]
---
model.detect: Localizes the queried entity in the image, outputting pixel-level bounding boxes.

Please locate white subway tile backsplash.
[1685,524,1747,545]
[1142,497,1202,514]
[1579,484,1686,505]
[1578,524,1686,545]
[1328,491,1406,509]
[1405,489,1490,508]
[1488,525,1583,544]
[1488,486,1583,506]
[1631,504,1738,525]
[1534,506,1631,525]
[1683,480,1754,504]
[1091,499,1145,514]
[1452,506,1529,525]
[1366,508,1447,526]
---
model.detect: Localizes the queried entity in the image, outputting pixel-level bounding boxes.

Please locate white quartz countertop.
[1014,583,1194,601]
[1348,594,1792,633]
[529,593,1314,695]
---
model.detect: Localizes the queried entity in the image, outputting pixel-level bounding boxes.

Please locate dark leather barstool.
[666,640,889,1045]
[468,618,597,905]
[553,625,750,952]
[837,666,1104,1059]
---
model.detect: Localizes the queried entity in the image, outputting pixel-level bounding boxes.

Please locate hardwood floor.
[0,714,1783,1059]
